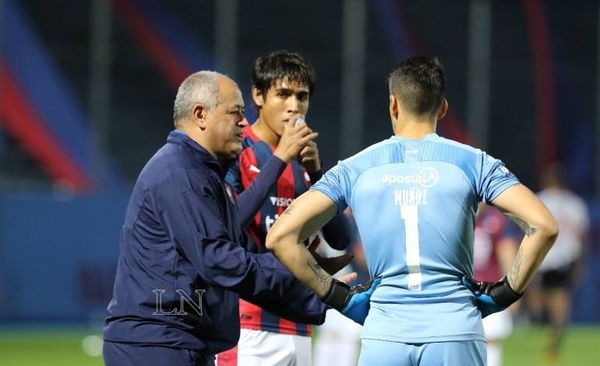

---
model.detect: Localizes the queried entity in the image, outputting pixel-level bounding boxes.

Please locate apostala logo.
[381,167,439,188]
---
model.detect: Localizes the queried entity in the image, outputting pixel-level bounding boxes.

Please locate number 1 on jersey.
[401,205,422,291]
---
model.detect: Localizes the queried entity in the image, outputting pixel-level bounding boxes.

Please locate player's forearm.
[506,225,558,293]
[493,184,559,293]
[236,156,287,227]
[266,190,340,297]
[267,234,333,298]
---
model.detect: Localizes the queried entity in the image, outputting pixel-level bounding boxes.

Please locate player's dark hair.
[387,56,445,117]
[251,50,316,104]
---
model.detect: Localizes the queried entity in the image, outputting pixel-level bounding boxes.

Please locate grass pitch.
[0,324,598,365]
[0,328,104,366]
[503,325,600,366]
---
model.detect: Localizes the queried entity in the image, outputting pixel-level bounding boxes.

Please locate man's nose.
[288,96,300,113]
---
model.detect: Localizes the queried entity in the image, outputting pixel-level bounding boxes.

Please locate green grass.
[503,325,600,366]
[0,325,598,365]
[0,328,104,366]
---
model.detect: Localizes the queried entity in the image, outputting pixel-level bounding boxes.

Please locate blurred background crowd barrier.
[0,0,599,325]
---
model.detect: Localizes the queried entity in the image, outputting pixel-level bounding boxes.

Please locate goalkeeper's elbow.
[537,214,560,250]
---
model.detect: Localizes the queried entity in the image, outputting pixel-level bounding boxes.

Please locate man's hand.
[274,123,318,163]
[462,276,522,318]
[298,140,321,173]
[304,236,353,276]
[320,277,381,325]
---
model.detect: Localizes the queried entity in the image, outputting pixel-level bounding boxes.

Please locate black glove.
[461,276,522,318]
[304,236,353,275]
[321,277,381,325]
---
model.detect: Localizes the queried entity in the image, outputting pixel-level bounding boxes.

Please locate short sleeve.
[311,162,350,215]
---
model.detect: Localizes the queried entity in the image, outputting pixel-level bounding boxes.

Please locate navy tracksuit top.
[103,131,326,354]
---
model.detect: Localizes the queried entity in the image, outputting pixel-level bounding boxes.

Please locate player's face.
[205,79,245,160]
[256,78,310,137]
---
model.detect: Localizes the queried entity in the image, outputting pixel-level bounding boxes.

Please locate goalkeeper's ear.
[437,98,448,120]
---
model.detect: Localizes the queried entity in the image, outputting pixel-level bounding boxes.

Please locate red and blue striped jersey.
[226,126,312,336]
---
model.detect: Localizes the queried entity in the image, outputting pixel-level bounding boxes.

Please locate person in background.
[527,162,589,362]
[102,71,347,366]
[473,203,521,366]
[265,56,558,366]
[217,50,353,366]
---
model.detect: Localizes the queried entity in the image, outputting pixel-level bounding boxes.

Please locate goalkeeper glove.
[461,276,522,318]
[304,236,354,276]
[320,277,381,325]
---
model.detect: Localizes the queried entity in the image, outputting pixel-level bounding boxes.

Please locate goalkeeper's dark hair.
[251,50,316,109]
[387,56,445,117]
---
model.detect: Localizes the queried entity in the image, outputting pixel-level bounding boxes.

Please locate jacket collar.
[167,130,228,177]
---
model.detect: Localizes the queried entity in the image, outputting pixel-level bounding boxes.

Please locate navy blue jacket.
[103,131,326,354]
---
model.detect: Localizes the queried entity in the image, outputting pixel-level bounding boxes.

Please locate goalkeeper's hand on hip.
[461,276,522,318]
[320,277,382,325]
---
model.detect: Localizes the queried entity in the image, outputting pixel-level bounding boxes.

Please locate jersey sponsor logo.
[249,164,261,173]
[381,167,439,188]
[265,214,279,231]
[269,196,294,207]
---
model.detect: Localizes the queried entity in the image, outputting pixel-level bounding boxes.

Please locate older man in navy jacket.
[102,71,342,366]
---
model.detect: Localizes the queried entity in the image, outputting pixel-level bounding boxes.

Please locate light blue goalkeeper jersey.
[311,133,519,343]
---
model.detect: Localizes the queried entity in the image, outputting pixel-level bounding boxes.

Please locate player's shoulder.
[341,137,399,163]
[564,190,590,216]
[342,134,484,165]
[239,126,262,148]
[428,134,484,155]
[238,133,269,159]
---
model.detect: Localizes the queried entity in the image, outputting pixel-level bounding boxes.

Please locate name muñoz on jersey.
[311,133,519,343]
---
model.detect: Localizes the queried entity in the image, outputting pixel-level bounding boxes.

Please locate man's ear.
[251,86,264,108]
[389,95,399,120]
[192,104,208,129]
[437,98,448,120]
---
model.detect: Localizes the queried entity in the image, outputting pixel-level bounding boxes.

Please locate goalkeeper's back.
[265,56,558,366]
[312,133,520,343]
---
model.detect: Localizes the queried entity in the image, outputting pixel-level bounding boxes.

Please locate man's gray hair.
[173,71,235,125]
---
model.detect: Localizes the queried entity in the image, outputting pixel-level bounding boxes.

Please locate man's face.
[254,78,310,137]
[205,78,245,161]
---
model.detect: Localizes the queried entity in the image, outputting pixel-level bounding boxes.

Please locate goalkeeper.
[266,56,558,366]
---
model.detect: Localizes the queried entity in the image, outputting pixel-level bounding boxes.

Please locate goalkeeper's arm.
[266,190,380,324]
[465,184,559,316]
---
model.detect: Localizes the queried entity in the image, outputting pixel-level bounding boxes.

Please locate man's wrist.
[494,277,523,307]
[272,151,292,164]
[320,279,350,310]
